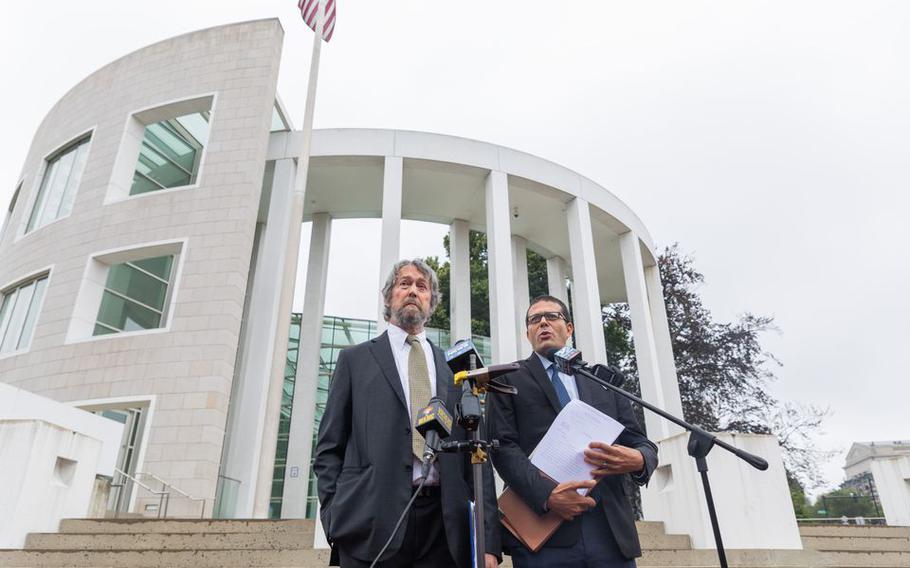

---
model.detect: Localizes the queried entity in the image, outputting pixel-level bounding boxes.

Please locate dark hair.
[526,295,571,325]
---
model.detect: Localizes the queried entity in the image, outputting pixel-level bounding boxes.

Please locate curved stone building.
[0,19,687,525]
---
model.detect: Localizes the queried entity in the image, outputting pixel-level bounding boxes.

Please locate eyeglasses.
[526,311,567,326]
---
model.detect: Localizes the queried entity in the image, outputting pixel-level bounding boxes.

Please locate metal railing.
[797,516,887,526]
[140,471,207,519]
[110,468,207,518]
[111,468,169,518]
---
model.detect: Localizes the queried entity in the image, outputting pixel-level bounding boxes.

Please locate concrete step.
[0,548,329,568]
[800,525,910,538]
[24,531,315,551]
[803,535,910,552]
[58,518,314,535]
[28,528,688,553]
[817,550,910,568]
[638,549,810,568]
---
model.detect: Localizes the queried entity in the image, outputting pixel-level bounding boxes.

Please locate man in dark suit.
[489,295,658,568]
[314,259,500,568]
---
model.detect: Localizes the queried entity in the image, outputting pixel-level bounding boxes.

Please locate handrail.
[111,468,169,518]
[138,471,206,518]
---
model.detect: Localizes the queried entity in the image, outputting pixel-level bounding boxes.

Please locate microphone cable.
[368,475,429,568]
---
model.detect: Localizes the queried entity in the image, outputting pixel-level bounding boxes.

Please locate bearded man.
[314,259,501,567]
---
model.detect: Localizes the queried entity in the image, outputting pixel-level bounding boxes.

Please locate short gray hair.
[381,259,441,322]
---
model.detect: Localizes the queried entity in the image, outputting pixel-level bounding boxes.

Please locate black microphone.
[545,346,626,387]
[445,339,485,374]
[415,397,454,478]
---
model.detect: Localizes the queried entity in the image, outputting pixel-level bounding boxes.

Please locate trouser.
[509,508,635,568]
[338,486,458,568]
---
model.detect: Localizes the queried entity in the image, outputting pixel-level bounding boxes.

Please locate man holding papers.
[489,295,658,567]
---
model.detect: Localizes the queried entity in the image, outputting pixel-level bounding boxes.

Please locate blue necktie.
[548,364,571,408]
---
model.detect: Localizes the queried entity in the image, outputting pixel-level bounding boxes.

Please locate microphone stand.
[447,353,504,568]
[568,363,768,568]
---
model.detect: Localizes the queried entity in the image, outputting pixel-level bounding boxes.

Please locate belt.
[412,484,441,498]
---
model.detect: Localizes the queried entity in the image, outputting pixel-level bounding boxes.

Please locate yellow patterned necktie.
[407,334,433,458]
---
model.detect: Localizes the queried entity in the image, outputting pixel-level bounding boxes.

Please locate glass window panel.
[105,264,168,312]
[145,123,196,170]
[15,277,47,350]
[56,142,90,221]
[0,291,14,349]
[175,113,210,147]
[130,112,208,196]
[27,138,90,232]
[130,172,162,196]
[132,256,173,280]
[270,106,287,132]
[0,283,34,353]
[95,291,162,333]
[94,323,118,336]
[135,143,192,190]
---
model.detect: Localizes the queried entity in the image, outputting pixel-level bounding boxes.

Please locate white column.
[281,213,332,519]
[645,264,684,431]
[449,219,472,341]
[619,231,672,440]
[565,198,607,364]
[511,235,531,356]
[223,158,295,518]
[484,171,518,363]
[546,256,569,303]
[376,156,403,332]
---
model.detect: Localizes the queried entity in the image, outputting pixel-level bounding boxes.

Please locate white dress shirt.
[536,352,579,401]
[386,323,440,485]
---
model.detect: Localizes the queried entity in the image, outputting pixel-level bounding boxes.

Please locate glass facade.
[131,112,210,195]
[268,314,491,519]
[0,275,49,354]
[94,255,174,336]
[27,137,90,232]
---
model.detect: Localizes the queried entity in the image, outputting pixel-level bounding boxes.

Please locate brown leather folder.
[498,487,563,553]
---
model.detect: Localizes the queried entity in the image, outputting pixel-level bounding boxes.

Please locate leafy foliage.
[603,244,830,490]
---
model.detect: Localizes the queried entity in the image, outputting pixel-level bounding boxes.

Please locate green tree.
[603,244,830,492]
[813,487,879,518]
[427,232,548,336]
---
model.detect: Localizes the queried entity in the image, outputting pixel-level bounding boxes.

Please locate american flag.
[298,0,336,42]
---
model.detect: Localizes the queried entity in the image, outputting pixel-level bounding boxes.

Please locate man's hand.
[546,479,597,521]
[584,442,644,477]
[484,553,499,567]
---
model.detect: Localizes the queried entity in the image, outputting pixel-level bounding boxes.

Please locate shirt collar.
[387,323,426,347]
[535,351,555,372]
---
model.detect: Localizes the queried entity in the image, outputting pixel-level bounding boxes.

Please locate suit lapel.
[368,331,407,411]
[526,353,563,414]
[575,369,596,405]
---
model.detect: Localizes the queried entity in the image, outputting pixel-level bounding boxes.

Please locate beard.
[393,302,429,330]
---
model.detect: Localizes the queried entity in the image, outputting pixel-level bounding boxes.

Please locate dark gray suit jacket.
[488,353,658,559]
[314,331,501,566]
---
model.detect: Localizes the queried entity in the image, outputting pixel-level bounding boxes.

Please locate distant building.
[843,441,910,526]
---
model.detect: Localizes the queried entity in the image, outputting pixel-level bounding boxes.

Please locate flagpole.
[253,0,325,518]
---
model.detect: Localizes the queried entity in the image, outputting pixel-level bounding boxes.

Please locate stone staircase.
[0,519,907,567]
[800,524,910,568]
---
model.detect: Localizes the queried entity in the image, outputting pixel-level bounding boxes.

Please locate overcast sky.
[2,1,908,493]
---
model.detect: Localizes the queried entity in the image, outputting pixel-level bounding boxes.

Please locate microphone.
[415,397,454,478]
[453,363,521,387]
[445,339,485,374]
[545,346,626,387]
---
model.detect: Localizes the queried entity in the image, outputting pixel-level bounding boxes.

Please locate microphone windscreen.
[445,339,485,373]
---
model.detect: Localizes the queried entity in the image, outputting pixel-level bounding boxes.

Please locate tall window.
[0,275,49,354]
[94,255,175,336]
[1,183,21,238]
[131,112,210,196]
[26,137,90,232]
